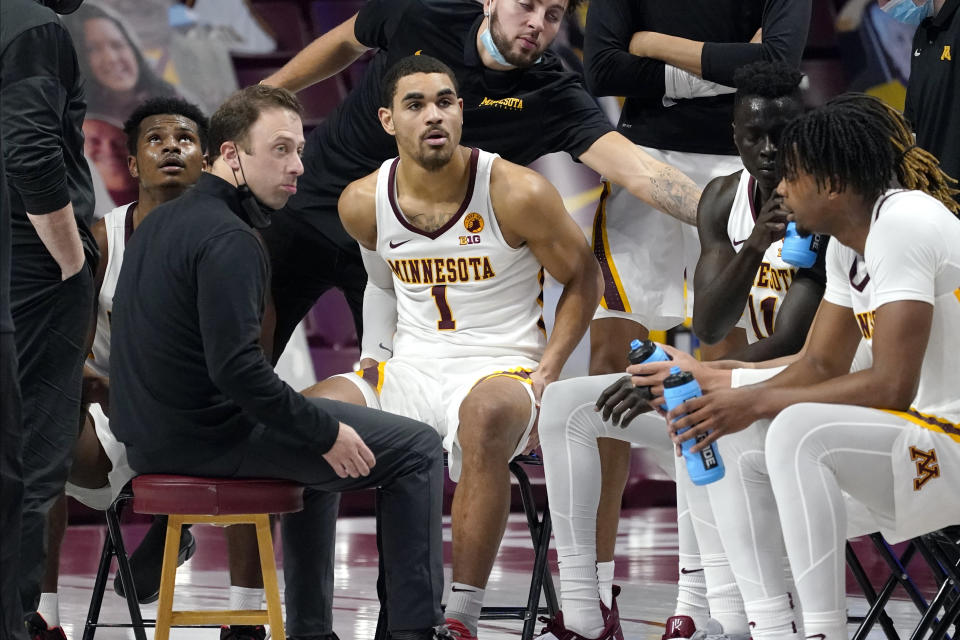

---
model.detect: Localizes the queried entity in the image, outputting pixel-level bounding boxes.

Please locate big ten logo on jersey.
[910,446,940,491]
[460,212,484,245]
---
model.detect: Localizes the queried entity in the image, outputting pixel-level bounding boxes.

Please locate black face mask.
[234,154,272,229]
[40,0,84,14]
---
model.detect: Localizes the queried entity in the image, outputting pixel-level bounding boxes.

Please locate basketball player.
[299,55,602,639]
[535,62,822,640]
[583,6,810,636]
[666,94,960,640]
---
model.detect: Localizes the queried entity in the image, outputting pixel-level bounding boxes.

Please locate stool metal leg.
[256,514,287,640]
[82,522,116,640]
[105,496,149,640]
[154,515,184,640]
[848,540,911,640]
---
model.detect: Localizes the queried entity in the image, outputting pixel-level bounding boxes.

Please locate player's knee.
[539,379,585,441]
[458,400,522,458]
[765,404,819,471]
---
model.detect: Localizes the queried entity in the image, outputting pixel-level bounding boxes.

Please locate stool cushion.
[132,475,304,516]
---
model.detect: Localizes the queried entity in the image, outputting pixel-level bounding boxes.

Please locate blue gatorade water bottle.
[627,339,670,366]
[663,366,725,485]
[781,222,818,268]
[627,339,671,409]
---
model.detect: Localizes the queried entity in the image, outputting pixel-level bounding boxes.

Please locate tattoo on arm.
[649,165,701,226]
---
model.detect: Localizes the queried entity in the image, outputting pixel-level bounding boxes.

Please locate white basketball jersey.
[824,189,960,424]
[88,203,134,378]
[374,148,546,361]
[727,171,796,343]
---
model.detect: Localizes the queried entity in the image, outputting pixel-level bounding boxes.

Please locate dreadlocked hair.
[779,93,958,216]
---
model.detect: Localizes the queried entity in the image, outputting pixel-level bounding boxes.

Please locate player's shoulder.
[872,190,954,241]
[697,170,743,230]
[490,155,554,202]
[340,169,380,211]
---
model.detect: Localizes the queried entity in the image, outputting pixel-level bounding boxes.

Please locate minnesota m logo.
[910,446,940,490]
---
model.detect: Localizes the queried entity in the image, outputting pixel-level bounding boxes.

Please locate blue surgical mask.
[480,27,517,68]
[880,0,934,26]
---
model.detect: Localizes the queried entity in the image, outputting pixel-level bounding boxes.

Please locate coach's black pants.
[1,332,27,640]
[260,212,366,363]
[130,398,445,633]
[11,244,94,612]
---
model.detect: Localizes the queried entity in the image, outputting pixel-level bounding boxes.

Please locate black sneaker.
[221,625,267,640]
[114,517,197,603]
[24,613,67,640]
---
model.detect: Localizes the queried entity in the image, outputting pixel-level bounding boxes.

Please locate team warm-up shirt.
[286,0,613,248]
[583,0,809,155]
[88,203,134,378]
[375,149,546,361]
[824,189,960,425]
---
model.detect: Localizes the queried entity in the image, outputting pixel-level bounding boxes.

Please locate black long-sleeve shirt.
[0,0,96,259]
[584,0,810,154]
[110,173,339,470]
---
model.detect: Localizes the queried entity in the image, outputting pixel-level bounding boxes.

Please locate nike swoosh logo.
[806,635,826,640]
[378,342,394,356]
[733,239,748,246]
[389,239,411,248]
[451,586,478,592]
[914,49,922,57]
[679,568,704,574]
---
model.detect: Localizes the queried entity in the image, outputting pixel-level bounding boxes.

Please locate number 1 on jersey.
[431,285,456,330]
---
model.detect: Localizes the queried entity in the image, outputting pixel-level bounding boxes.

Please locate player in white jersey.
[27,98,215,640]
[536,63,825,640]
[299,55,601,639]
[667,95,960,640]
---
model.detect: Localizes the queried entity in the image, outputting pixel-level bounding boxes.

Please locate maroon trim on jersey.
[906,409,960,437]
[388,147,480,240]
[124,202,137,244]
[874,189,906,221]
[748,175,759,222]
[849,258,870,292]
[592,183,627,312]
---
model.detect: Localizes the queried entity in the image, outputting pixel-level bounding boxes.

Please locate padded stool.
[132,475,304,640]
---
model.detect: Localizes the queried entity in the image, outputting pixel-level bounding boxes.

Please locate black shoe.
[114,517,197,603]
[221,625,267,640]
[24,613,68,640]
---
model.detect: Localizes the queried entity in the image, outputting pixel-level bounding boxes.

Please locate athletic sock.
[446,582,484,636]
[799,610,846,640]
[596,560,615,609]
[747,594,801,640]
[558,554,604,637]
[37,593,60,629]
[229,585,265,611]
[701,552,748,634]
[675,553,710,630]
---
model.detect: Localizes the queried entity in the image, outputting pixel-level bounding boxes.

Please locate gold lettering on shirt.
[479,97,524,111]
[942,46,952,61]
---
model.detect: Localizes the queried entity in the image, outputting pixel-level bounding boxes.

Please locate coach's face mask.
[880,0,934,26]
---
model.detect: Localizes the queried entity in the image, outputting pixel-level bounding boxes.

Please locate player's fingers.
[595,377,629,410]
[690,428,719,453]
[353,453,371,477]
[611,396,638,424]
[601,387,631,421]
[619,404,648,428]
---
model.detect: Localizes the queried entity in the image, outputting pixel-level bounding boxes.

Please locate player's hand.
[322,422,376,478]
[750,27,763,43]
[666,388,757,452]
[358,357,378,371]
[746,194,790,251]
[594,376,653,427]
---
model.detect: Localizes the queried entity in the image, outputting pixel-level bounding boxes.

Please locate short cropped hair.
[380,55,459,108]
[207,85,303,161]
[122,96,209,156]
[733,61,803,105]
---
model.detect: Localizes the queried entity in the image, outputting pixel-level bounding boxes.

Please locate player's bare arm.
[671,299,933,450]
[262,14,369,92]
[82,217,111,408]
[338,171,380,250]
[491,158,603,393]
[578,131,702,226]
[690,171,755,343]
